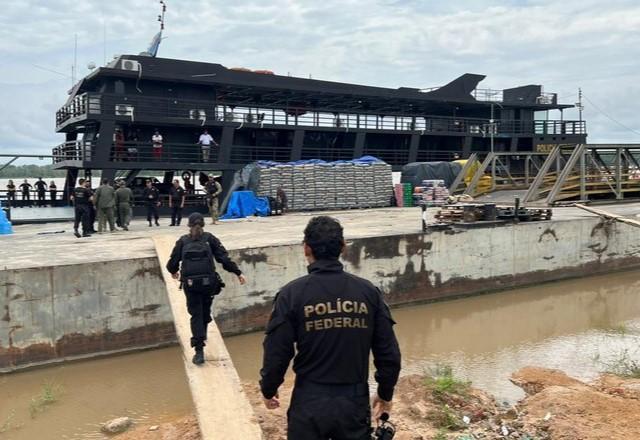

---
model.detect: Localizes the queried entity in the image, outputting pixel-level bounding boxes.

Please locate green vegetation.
[429,404,464,431]
[29,382,63,418]
[597,349,640,378]
[607,323,630,336]
[433,429,448,440]
[426,364,471,399]
[0,410,19,433]
[0,164,66,179]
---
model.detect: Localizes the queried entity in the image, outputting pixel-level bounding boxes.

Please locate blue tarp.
[0,201,13,235]
[256,155,386,168]
[221,191,270,220]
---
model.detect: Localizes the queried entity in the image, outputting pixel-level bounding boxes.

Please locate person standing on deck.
[34,178,47,206]
[152,129,164,160]
[70,178,93,238]
[169,179,186,226]
[204,174,222,225]
[49,181,57,205]
[166,212,247,365]
[198,129,218,162]
[6,180,16,207]
[19,179,32,205]
[115,180,134,231]
[143,179,161,227]
[93,178,117,233]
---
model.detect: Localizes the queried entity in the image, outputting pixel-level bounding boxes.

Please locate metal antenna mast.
[159,1,167,31]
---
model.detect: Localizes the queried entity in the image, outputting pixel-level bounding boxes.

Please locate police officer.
[260,216,401,439]
[71,178,93,238]
[204,174,222,224]
[115,180,134,231]
[166,213,247,365]
[94,178,117,233]
[143,180,161,227]
[169,179,186,226]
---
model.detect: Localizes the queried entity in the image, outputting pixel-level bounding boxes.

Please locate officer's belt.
[294,379,369,397]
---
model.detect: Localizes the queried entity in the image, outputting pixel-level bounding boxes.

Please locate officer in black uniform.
[71,178,93,238]
[142,179,161,227]
[166,213,247,365]
[260,216,401,440]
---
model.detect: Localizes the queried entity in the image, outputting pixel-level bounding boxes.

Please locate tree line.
[0,164,67,178]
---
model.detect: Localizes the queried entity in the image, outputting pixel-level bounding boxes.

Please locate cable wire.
[582,93,640,137]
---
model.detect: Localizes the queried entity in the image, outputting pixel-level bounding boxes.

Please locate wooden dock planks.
[153,235,264,440]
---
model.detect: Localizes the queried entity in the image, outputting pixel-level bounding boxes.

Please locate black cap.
[187,212,205,227]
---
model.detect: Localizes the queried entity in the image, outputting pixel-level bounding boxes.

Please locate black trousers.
[171,206,183,225]
[74,205,91,233]
[146,203,159,223]
[37,191,45,205]
[288,382,371,440]
[184,288,214,349]
[89,206,96,231]
[7,192,15,206]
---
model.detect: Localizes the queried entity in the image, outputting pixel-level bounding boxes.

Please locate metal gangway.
[449,144,640,205]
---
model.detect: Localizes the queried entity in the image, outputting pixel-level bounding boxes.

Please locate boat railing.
[56,93,586,136]
[109,142,220,164]
[52,140,95,163]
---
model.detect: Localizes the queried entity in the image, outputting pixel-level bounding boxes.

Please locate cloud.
[0,0,639,157]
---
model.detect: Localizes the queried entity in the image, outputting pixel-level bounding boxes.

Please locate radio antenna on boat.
[140,1,167,57]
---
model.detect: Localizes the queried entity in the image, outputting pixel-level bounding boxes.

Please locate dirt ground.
[119,368,640,440]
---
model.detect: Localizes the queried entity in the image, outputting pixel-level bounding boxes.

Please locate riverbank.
[119,367,640,439]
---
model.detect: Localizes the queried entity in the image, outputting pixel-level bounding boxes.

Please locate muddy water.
[0,347,192,440]
[225,270,640,403]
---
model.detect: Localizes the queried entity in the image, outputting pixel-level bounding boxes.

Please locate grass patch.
[29,382,63,418]
[433,428,448,440]
[428,404,465,431]
[425,364,471,399]
[597,349,640,378]
[0,410,20,433]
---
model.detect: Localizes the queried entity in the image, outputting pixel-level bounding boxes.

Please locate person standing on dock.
[169,179,186,226]
[49,181,57,205]
[19,179,32,205]
[198,128,218,162]
[6,180,16,207]
[115,180,134,231]
[94,178,117,233]
[143,180,161,227]
[152,129,163,160]
[71,178,93,238]
[166,212,247,365]
[85,179,97,234]
[204,174,222,224]
[260,216,401,439]
[34,178,47,206]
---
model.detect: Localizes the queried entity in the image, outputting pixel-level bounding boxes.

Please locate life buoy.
[182,171,193,181]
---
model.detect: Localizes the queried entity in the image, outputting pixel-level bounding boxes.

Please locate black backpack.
[180,234,224,294]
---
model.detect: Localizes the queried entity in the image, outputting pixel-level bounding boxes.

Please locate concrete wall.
[214,217,640,334]
[3,216,640,369]
[0,258,175,371]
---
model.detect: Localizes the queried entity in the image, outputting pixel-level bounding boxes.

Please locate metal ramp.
[449,144,640,206]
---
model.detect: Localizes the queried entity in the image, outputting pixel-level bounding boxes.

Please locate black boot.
[74,229,81,238]
[155,220,160,226]
[192,348,204,365]
[148,222,152,227]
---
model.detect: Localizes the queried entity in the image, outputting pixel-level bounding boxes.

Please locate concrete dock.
[2,204,640,371]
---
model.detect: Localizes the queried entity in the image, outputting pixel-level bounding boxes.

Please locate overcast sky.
[1,0,639,157]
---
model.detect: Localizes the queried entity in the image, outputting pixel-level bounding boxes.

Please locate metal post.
[616,148,623,199]
[490,103,494,155]
[491,155,497,191]
[580,149,586,201]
